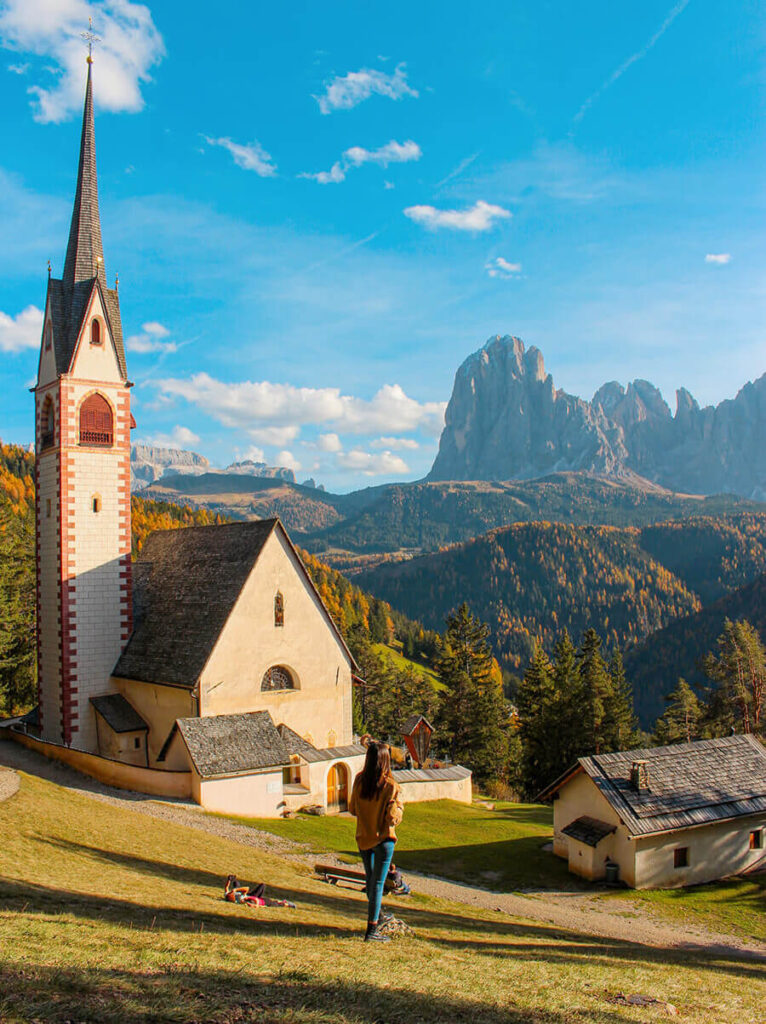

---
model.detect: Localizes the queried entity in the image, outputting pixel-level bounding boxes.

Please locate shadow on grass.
[0,960,661,1024]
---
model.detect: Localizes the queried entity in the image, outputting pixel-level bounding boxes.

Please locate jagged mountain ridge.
[130,445,297,490]
[429,335,766,499]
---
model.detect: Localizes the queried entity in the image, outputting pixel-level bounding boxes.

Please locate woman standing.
[348,741,404,942]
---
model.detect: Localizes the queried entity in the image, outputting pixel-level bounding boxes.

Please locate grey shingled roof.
[114,518,357,688]
[544,735,766,837]
[176,711,290,778]
[277,727,366,764]
[278,723,319,757]
[90,693,148,733]
[44,64,127,380]
[114,520,277,687]
[561,816,616,847]
[402,714,434,735]
[392,765,472,783]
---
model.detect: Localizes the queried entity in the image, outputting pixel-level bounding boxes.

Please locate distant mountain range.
[430,335,766,500]
[131,444,300,490]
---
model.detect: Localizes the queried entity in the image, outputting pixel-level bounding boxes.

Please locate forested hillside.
[625,571,766,723]
[358,515,766,724]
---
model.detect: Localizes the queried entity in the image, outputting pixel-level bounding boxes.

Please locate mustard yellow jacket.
[348,773,404,850]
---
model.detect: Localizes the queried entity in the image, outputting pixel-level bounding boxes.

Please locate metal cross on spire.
[81,17,101,64]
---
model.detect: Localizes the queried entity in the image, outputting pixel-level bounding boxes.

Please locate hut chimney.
[630,760,649,791]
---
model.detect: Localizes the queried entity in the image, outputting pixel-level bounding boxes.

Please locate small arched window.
[41,398,55,449]
[44,322,53,351]
[274,591,284,627]
[92,494,102,513]
[260,666,295,692]
[79,393,113,447]
[90,319,102,345]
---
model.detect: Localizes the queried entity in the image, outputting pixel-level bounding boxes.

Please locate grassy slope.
[2,773,764,1024]
[371,642,444,690]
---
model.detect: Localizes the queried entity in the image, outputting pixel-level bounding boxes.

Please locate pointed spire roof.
[62,61,106,287]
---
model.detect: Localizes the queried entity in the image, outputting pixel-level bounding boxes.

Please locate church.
[25,60,376,817]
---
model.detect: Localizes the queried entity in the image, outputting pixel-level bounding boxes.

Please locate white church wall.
[196,769,286,818]
[200,528,354,746]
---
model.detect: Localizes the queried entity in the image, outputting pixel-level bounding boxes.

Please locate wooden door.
[327,763,348,812]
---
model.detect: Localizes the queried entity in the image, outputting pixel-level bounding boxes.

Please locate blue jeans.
[360,839,395,924]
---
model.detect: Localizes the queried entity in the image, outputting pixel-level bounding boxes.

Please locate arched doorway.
[327,763,349,813]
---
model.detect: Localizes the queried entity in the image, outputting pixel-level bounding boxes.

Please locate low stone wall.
[398,773,472,805]
[9,729,192,798]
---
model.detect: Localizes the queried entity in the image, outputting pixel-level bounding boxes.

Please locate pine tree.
[516,640,556,796]
[703,619,766,735]
[606,647,638,750]
[0,498,36,715]
[550,629,583,769]
[577,628,615,755]
[654,678,704,745]
[436,603,507,783]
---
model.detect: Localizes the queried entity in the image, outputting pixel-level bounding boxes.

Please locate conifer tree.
[516,640,556,796]
[654,678,704,745]
[0,498,36,715]
[703,619,766,735]
[577,628,615,754]
[550,629,583,769]
[606,647,638,750]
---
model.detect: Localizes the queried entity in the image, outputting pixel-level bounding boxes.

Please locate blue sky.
[1,0,765,491]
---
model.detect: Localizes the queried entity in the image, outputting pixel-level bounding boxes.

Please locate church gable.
[67,283,123,383]
[200,525,355,716]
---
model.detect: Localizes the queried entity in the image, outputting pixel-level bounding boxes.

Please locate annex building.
[540,734,766,888]
[13,61,471,816]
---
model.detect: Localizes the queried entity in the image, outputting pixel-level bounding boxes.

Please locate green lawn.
[236,799,582,890]
[1,770,764,1023]
[372,642,445,690]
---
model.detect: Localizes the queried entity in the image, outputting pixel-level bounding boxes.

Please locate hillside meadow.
[1,768,765,1023]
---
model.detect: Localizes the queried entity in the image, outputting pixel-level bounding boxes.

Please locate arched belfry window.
[261,666,296,692]
[79,393,113,447]
[274,591,284,627]
[90,318,102,345]
[41,398,55,449]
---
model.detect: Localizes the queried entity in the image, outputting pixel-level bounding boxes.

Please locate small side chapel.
[28,61,366,817]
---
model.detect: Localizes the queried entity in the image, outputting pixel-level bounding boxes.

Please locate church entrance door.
[327,763,348,812]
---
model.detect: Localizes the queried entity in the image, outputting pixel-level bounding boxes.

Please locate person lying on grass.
[223,874,296,908]
[348,740,404,943]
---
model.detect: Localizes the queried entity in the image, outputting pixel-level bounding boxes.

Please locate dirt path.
[0,765,20,804]
[2,739,764,962]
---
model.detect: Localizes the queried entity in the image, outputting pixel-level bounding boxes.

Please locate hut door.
[327,763,348,812]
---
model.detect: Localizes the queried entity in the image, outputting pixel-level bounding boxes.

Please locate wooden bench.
[314,863,396,892]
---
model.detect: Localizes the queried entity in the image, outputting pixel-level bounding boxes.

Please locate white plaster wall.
[552,771,636,887]
[198,769,286,818]
[201,529,354,745]
[68,291,123,384]
[113,678,196,765]
[37,443,61,743]
[397,775,473,805]
[634,815,766,889]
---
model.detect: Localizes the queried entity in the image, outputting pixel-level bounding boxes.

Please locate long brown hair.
[359,741,391,800]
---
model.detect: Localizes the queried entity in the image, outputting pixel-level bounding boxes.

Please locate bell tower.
[34,60,133,749]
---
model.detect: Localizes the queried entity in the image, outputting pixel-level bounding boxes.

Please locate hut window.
[750,829,763,850]
[260,665,295,692]
[79,393,113,446]
[41,399,55,449]
[673,847,689,869]
[90,318,102,345]
[92,495,102,513]
[274,591,284,627]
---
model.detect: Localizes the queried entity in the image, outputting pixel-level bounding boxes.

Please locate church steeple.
[62,62,106,287]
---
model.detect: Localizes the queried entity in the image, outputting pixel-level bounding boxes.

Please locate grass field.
[372,643,445,690]
[233,799,574,890]
[2,771,764,1023]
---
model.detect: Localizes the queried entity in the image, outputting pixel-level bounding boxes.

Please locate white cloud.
[155,374,446,437]
[8,61,28,74]
[316,63,417,114]
[336,449,410,476]
[0,304,42,352]
[240,445,266,463]
[248,424,300,446]
[203,136,276,177]
[345,139,421,167]
[127,321,177,353]
[404,199,511,232]
[275,449,302,473]
[301,139,421,185]
[317,432,343,452]
[486,256,522,278]
[144,424,200,449]
[572,0,691,127]
[705,253,731,265]
[0,0,165,123]
[371,436,419,450]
